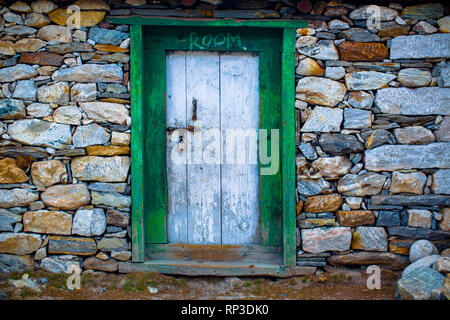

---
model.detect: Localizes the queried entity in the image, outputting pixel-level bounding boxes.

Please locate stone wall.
[0,0,449,275]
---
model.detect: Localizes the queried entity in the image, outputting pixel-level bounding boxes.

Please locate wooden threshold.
[118,260,316,277]
[146,244,282,264]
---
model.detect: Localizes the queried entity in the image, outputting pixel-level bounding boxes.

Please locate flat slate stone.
[390,34,450,59]
[374,87,450,115]
[387,226,450,241]
[47,236,97,255]
[365,143,450,171]
[327,251,409,270]
[319,133,364,155]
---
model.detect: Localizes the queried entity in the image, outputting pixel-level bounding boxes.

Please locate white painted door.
[166,50,260,245]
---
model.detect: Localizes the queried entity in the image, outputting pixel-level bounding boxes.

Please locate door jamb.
[108,17,306,267]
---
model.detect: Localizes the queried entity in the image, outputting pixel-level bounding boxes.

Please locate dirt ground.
[0,267,400,300]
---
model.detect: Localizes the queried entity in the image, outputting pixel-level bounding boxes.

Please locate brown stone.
[0,40,16,56]
[0,233,41,255]
[23,210,72,235]
[304,194,343,213]
[390,171,426,195]
[389,238,414,256]
[31,160,66,187]
[47,235,97,255]
[48,9,106,28]
[327,251,409,270]
[106,209,129,227]
[41,184,91,210]
[339,42,389,62]
[83,257,118,272]
[94,44,128,53]
[296,57,325,76]
[24,12,50,28]
[19,52,65,67]
[440,208,450,232]
[98,98,130,104]
[312,156,352,178]
[0,157,28,184]
[377,21,410,37]
[336,210,375,227]
[14,38,47,53]
[73,0,110,10]
[86,145,130,156]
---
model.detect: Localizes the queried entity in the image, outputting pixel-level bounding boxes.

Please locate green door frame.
[107,17,306,267]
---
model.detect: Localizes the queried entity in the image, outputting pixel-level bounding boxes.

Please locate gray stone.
[111,251,131,262]
[47,236,97,255]
[79,102,128,125]
[350,5,398,21]
[345,71,396,90]
[0,209,21,232]
[88,27,129,45]
[376,211,400,227]
[401,3,444,20]
[37,82,70,104]
[393,126,435,145]
[390,34,450,59]
[72,208,106,236]
[431,169,450,195]
[338,172,386,196]
[300,107,343,132]
[298,143,317,160]
[324,66,345,80]
[5,25,37,36]
[71,83,97,102]
[88,183,127,194]
[343,108,371,129]
[352,226,388,252]
[8,119,72,149]
[52,105,81,125]
[301,227,352,253]
[319,133,364,155]
[387,226,450,241]
[409,240,439,263]
[71,156,130,182]
[91,191,131,208]
[97,237,128,251]
[0,254,34,273]
[297,40,339,61]
[26,103,52,118]
[375,88,450,115]
[296,77,346,107]
[0,188,39,208]
[40,257,80,274]
[0,99,25,119]
[73,124,110,148]
[398,68,432,87]
[52,64,123,83]
[397,267,445,300]
[403,255,442,277]
[83,257,118,272]
[338,28,380,42]
[438,64,450,88]
[297,178,330,196]
[361,129,392,149]
[365,143,450,171]
[435,116,450,142]
[12,80,38,100]
[0,64,38,82]
[347,91,373,109]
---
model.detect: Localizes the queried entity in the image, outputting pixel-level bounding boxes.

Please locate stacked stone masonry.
[0,0,448,280]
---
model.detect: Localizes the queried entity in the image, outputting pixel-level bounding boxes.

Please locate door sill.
[118,260,316,277]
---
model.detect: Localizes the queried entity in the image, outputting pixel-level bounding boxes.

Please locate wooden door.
[166,50,260,245]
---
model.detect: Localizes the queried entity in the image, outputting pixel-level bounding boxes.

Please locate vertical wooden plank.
[259,50,282,248]
[220,52,261,245]
[144,49,167,244]
[281,28,297,266]
[166,51,188,243]
[186,51,221,244]
[130,24,145,262]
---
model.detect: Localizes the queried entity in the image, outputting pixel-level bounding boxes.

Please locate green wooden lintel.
[107,16,307,29]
